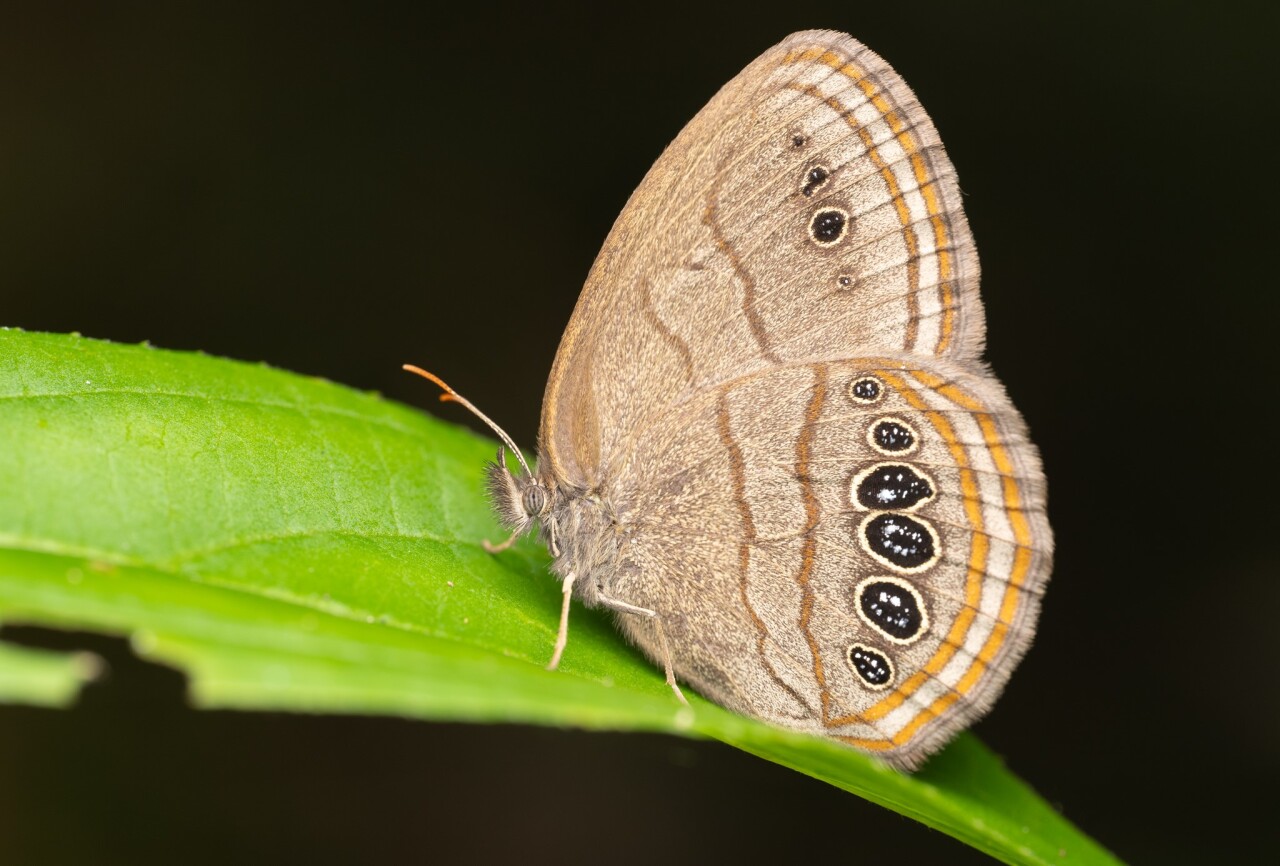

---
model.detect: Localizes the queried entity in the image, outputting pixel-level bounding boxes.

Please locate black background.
[2,2,1277,863]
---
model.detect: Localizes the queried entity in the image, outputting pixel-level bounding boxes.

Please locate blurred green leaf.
[0,330,1119,865]
[0,641,100,707]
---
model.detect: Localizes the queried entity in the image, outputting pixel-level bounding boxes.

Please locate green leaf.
[0,641,100,707]
[0,329,1120,865]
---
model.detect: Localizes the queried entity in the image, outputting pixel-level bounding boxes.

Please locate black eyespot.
[809,208,849,246]
[522,485,547,516]
[801,166,830,197]
[850,376,883,404]
[871,419,916,453]
[861,513,938,572]
[855,464,934,510]
[791,133,807,148]
[849,644,893,688]
[836,275,854,289]
[857,579,928,643]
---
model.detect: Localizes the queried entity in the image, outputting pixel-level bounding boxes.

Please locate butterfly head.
[486,447,553,535]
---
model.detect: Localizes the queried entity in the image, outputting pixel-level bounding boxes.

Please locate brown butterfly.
[409,29,1052,770]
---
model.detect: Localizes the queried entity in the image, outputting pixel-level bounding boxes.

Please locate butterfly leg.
[595,593,655,618]
[596,592,688,705]
[482,529,521,554]
[547,518,562,557]
[654,618,689,705]
[547,571,575,671]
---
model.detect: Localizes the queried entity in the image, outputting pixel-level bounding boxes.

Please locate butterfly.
[409,29,1052,770]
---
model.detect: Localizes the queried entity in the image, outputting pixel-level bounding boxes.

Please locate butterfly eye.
[522,485,547,516]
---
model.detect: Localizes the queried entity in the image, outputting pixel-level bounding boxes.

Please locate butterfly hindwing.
[609,356,1050,768]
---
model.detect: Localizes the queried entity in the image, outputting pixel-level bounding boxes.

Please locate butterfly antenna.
[402,364,533,477]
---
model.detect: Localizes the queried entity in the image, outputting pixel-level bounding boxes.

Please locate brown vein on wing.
[716,387,810,711]
[705,175,780,363]
[550,43,848,446]
[639,45,849,265]
[639,276,695,389]
[794,364,831,720]
[542,56,831,450]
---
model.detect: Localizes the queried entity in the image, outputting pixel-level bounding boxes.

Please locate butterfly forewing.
[542,30,981,488]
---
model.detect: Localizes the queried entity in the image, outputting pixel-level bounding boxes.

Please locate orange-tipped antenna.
[402,364,532,477]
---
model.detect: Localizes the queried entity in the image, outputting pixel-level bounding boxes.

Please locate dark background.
[2,2,1276,863]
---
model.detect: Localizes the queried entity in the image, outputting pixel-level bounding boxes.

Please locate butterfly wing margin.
[606,357,1050,768]
[540,30,983,490]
